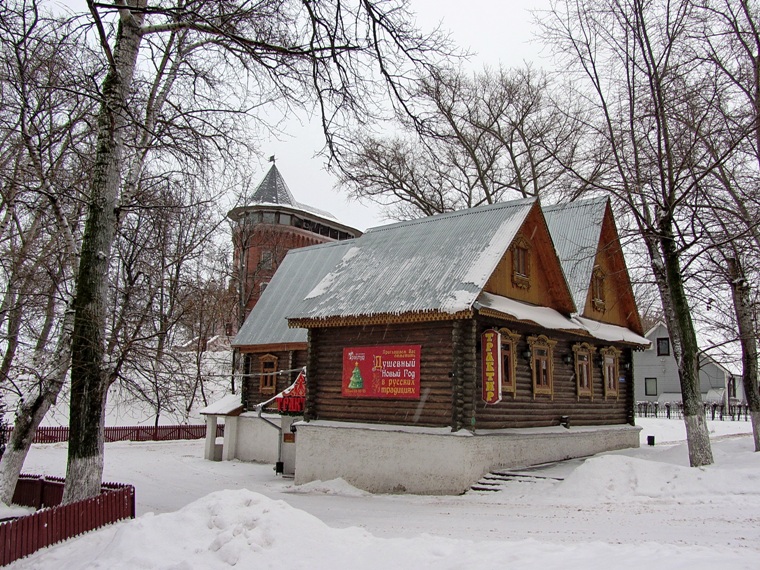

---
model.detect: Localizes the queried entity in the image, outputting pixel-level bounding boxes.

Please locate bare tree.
[61,0,453,502]
[338,65,591,218]
[0,0,95,503]
[540,0,733,466]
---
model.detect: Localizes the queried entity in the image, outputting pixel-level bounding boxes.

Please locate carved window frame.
[591,265,606,313]
[601,346,621,399]
[499,328,521,396]
[572,342,595,400]
[511,235,531,290]
[528,335,556,399]
[259,354,278,394]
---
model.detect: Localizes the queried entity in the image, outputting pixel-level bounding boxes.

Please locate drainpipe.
[255,403,284,474]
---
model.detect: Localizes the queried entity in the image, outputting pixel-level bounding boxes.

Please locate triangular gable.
[288,199,537,326]
[582,202,643,335]
[483,201,576,315]
[544,198,643,336]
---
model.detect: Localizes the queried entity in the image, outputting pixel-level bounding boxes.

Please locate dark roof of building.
[243,164,337,221]
[249,164,298,206]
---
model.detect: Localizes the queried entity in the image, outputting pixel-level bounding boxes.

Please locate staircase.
[469,469,565,493]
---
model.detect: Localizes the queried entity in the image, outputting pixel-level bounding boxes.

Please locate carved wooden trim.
[527,334,557,400]
[600,345,622,399]
[498,327,521,397]
[289,310,473,329]
[572,342,596,400]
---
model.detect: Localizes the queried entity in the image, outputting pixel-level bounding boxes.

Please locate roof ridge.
[366,197,536,234]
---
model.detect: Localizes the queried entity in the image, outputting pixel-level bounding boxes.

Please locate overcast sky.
[55,0,553,231]
[262,0,554,231]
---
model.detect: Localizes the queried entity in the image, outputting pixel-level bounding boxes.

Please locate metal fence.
[2,423,224,445]
[1,474,135,566]
[635,401,752,421]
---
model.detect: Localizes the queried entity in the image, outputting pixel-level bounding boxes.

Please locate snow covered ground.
[7,418,760,569]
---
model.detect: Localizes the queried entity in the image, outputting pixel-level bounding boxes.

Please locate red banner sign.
[342,345,421,399]
[482,329,502,404]
[276,369,306,414]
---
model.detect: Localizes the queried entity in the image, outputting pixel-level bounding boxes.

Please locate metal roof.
[289,199,537,321]
[250,164,298,205]
[232,240,356,347]
[543,197,609,312]
[247,164,337,220]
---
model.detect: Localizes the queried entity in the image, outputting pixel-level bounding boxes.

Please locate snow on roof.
[475,293,649,345]
[233,241,356,347]
[199,394,243,416]
[475,292,585,332]
[289,199,536,321]
[543,197,608,311]
[572,316,650,346]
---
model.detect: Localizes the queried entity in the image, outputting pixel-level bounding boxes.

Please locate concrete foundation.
[294,421,641,495]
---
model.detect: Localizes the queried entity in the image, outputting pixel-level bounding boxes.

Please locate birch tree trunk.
[0,307,74,504]
[62,3,146,504]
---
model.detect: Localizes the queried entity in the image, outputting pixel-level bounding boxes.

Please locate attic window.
[591,266,606,313]
[572,342,595,399]
[512,235,531,290]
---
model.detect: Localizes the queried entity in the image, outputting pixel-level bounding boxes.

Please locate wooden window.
[601,346,621,398]
[572,342,595,399]
[528,335,556,399]
[656,337,670,356]
[511,235,531,289]
[591,266,606,313]
[259,354,278,394]
[499,328,521,396]
[645,377,657,396]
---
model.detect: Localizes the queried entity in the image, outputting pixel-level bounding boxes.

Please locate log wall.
[242,348,307,410]
[304,316,635,431]
[473,317,635,429]
[307,321,456,427]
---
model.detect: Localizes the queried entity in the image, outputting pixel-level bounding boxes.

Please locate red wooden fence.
[2,423,224,445]
[1,474,135,566]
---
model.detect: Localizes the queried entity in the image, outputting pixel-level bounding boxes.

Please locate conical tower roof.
[249,164,297,206]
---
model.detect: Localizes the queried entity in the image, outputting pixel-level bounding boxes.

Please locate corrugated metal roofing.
[543,197,608,312]
[289,199,537,321]
[232,240,356,347]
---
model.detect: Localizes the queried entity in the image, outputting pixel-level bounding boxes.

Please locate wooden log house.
[286,197,649,494]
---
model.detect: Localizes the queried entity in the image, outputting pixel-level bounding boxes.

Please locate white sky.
[51,0,553,231]
[264,0,554,231]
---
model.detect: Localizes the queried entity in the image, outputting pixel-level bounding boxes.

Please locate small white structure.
[633,322,744,406]
[199,394,243,461]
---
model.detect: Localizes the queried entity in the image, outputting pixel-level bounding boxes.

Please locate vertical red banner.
[342,345,421,399]
[482,329,502,404]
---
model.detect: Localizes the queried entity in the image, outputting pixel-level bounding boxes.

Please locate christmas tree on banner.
[347,362,364,389]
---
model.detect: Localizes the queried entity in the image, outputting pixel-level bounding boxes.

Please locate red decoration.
[342,345,421,399]
[276,369,306,413]
[482,329,503,404]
